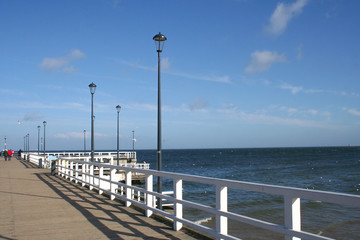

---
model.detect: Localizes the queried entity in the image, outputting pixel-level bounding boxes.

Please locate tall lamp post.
[116,105,121,165]
[43,121,47,156]
[89,82,96,162]
[26,134,29,153]
[24,136,26,152]
[37,126,41,155]
[84,130,86,154]
[132,130,135,150]
[153,32,167,209]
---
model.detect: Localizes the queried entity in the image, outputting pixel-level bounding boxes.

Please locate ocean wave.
[195,217,213,225]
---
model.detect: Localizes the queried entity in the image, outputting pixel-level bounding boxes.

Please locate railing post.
[70,161,74,181]
[126,170,132,207]
[216,185,228,239]
[89,164,94,190]
[82,163,86,187]
[174,178,183,231]
[75,162,79,184]
[146,174,153,217]
[285,196,301,240]
[99,165,103,195]
[62,160,66,177]
[85,162,89,185]
[110,168,116,200]
[65,160,69,179]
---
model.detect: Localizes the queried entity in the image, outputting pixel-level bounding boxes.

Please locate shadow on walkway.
[35,172,197,240]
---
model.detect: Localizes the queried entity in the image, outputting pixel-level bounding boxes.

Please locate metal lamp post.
[84,130,86,155]
[89,82,96,162]
[116,105,121,165]
[43,121,46,156]
[132,130,135,150]
[24,136,26,152]
[37,126,40,155]
[153,32,167,209]
[27,134,29,153]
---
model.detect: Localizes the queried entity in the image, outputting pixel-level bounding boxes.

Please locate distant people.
[18,149,22,157]
[8,149,12,161]
[3,149,8,161]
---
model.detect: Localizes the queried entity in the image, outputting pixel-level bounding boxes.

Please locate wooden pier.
[0,156,207,240]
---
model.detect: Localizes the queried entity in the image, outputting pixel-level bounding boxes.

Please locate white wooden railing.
[21,151,137,169]
[54,156,360,240]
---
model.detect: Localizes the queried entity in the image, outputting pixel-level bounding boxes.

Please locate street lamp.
[43,121,47,156]
[89,82,96,162]
[116,105,121,165]
[37,126,41,155]
[132,130,135,150]
[26,134,30,153]
[84,130,86,155]
[153,32,167,209]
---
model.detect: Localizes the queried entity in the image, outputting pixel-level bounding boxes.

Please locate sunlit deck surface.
[0,156,205,240]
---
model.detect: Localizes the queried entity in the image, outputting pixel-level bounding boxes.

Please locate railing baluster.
[285,196,301,240]
[75,162,79,184]
[99,165,103,195]
[174,178,183,231]
[126,170,132,207]
[89,164,94,190]
[216,185,228,239]
[146,174,153,217]
[110,168,116,200]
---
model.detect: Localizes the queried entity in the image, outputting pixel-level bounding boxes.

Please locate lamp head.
[153,32,167,52]
[89,82,97,94]
[116,105,121,113]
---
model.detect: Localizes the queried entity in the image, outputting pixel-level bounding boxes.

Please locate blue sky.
[1,0,360,151]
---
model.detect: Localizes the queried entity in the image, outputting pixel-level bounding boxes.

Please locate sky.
[1,0,360,151]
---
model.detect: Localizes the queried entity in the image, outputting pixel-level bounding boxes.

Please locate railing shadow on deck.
[17,158,39,169]
[35,172,191,240]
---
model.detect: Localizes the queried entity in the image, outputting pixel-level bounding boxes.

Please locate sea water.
[134,147,360,239]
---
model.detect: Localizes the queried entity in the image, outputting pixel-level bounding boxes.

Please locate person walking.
[8,149,12,161]
[3,149,8,161]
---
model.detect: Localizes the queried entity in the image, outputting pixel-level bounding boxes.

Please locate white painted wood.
[216,185,228,239]
[174,179,183,231]
[285,197,301,240]
[146,174,153,217]
[54,155,360,240]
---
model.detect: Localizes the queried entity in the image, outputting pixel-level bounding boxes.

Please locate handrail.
[54,156,360,240]
[20,151,138,169]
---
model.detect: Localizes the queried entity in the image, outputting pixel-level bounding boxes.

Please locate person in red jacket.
[8,149,12,161]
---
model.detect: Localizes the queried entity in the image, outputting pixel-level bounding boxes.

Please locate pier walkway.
[0,156,202,240]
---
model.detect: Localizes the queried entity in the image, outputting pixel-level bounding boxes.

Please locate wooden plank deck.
[0,156,208,240]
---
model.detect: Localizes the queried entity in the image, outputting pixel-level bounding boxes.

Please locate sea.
[132,146,360,240]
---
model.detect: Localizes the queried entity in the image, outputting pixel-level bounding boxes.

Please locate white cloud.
[53,131,108,139]
[23,112,43,121]
[161,57,171,71]
[297,44,303,60]
[265,0,308,36]
[348,108,360,116]
[39,49,85,73]
[119,59,230,83]
[308,109,318,115]
[280,83,303,94]
[189,97,208,111]
[245,50,286,74]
